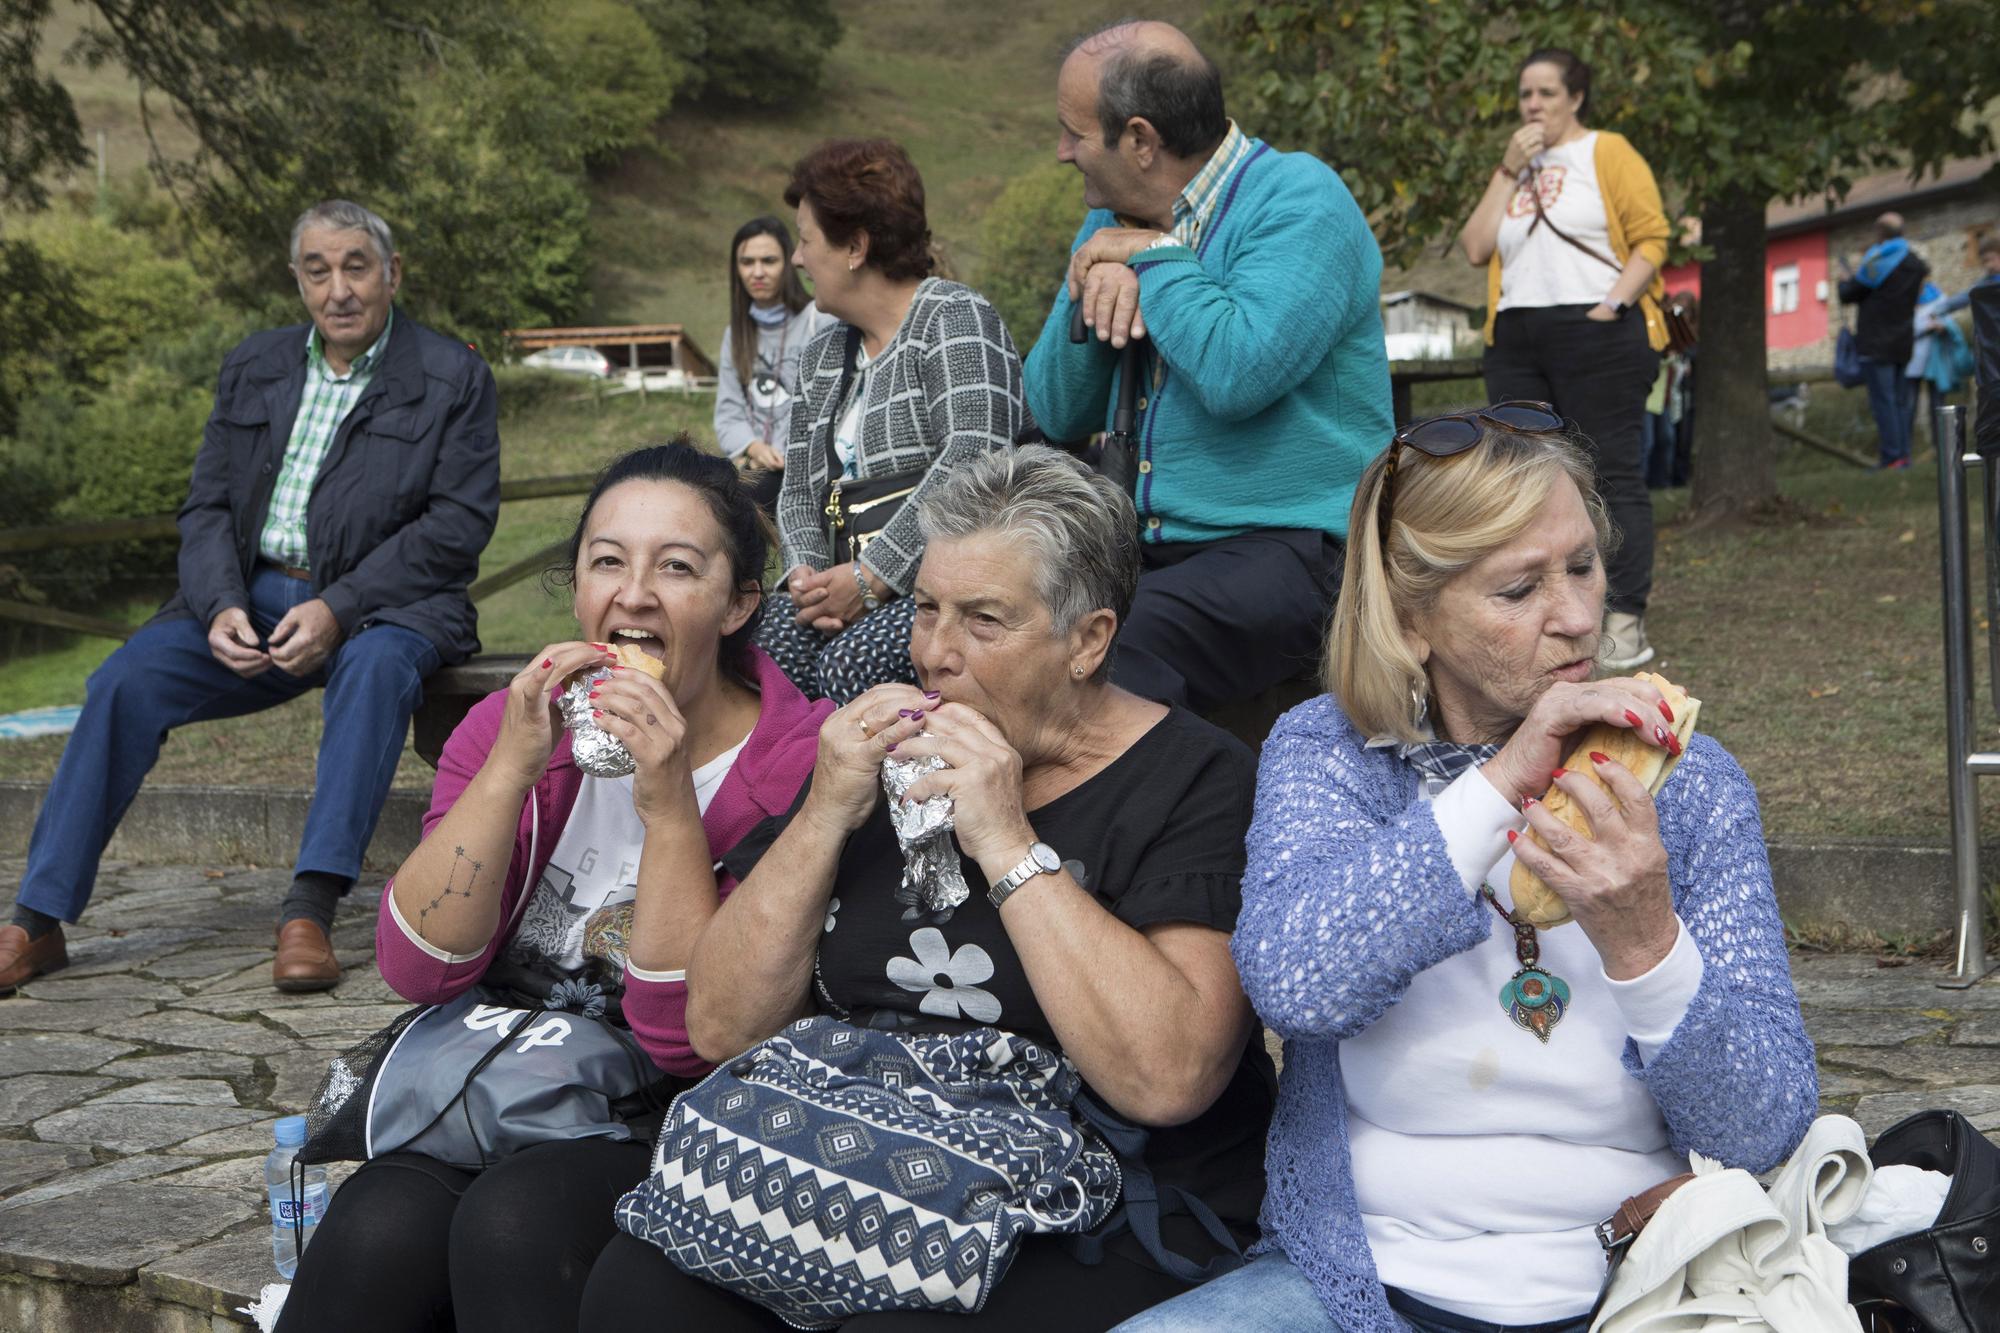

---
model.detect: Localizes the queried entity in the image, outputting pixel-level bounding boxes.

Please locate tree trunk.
[1689,188,1776,520]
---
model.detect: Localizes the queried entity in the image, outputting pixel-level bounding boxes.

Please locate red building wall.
[1659,230,1831,350]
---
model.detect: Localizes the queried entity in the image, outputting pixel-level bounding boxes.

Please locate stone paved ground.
[0,861,1996,1329]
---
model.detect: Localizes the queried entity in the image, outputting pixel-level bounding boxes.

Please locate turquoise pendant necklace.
[1480,885,1571,1043]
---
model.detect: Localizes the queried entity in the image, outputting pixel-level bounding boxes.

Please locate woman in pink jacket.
[280,440,831,1333]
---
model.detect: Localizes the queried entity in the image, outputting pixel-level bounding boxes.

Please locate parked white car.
[521,345,614,378]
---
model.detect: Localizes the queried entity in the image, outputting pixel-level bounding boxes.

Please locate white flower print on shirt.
[885,927,1002,1023]
[824,897,841,934]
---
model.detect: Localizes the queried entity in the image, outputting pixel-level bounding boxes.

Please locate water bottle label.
[271,1184,327,1225]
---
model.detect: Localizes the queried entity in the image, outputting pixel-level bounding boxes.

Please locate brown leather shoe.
[0,923,67,995]
[272,919,341,992]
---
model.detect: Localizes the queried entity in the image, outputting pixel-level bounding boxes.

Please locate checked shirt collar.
[1365,707,1504,796]
[1164,119,1252,251]
[257,310,395,570]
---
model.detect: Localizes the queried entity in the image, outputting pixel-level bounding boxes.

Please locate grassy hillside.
[585,0,1203,345]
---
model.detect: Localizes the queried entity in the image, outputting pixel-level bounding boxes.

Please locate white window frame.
[1771,263,1801,315]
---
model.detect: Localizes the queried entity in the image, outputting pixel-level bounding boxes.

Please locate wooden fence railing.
[0,473,598,642]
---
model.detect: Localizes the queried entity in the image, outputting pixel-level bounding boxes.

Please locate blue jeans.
[17,566,438,922]
[1860,358,1915,465]
[1109,1250,1595,1333]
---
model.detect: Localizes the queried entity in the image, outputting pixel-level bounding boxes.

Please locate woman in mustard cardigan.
[1458,47,1671,671]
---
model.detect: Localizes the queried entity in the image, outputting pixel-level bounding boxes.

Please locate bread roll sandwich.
[565,640,666,686]
[610,641,666,681]
[1508,671,1700,928]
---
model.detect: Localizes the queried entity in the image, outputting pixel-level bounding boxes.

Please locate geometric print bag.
[613,1015,1122,1328]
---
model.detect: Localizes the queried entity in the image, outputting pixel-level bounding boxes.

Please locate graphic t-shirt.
[1496,131,1622,311]
[503,738,746,997]
[727,707,1277,1268]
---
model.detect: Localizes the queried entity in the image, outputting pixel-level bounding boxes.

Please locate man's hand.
[207,607,270,678]
[268,598,343,677]
[1065,227,1168,297]
[1066,227,1163,351]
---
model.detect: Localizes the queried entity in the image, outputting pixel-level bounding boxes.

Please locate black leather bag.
[1850,1109,2000,1333]
[822,326,922,566]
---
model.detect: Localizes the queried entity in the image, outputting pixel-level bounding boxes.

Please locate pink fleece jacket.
[374,646,831,1076]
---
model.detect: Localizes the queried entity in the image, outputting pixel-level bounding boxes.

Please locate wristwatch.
[1606,297,1629,314]
[988,842,1061,909]
[853,562,882,613]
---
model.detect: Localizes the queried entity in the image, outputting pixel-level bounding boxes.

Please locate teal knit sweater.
[1023,141,1392,544]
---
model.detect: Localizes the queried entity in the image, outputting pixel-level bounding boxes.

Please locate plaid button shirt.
[257,312,395,569]
[1165,119,1253,251]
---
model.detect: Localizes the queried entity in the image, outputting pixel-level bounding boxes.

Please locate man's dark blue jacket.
[161,311,501,664]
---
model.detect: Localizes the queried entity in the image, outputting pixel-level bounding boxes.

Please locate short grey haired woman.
[1115,407,1814,1333]
[579,446,1276,1330]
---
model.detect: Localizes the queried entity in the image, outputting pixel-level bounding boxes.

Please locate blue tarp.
[0,706,82,740]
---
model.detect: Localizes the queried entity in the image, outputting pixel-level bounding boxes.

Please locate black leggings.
[580,1231,1198,1332]
[274,1139,652,1333]
[1485,303,1661,615]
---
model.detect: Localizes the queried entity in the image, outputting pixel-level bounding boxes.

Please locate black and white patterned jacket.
[775,278,1025,594]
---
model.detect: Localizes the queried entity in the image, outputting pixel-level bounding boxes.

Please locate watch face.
[1030,842,1061,872]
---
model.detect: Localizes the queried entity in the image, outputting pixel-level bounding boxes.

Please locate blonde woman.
[1116,404,1815,1333]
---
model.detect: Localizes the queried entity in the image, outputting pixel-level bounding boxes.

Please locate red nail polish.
[542,658,552,668]
[1590,750,1611,765]
[609,664,624,671]
[587,690,599,699]
[1623,709,1645,728]
[1507,829,1519,843]
[1551,768,1567,780]
[1659,700,1675,724]
[1667,733,1683,757]
[591,709,602,718]
[1655,725,1669,745]
[1522,796,1539,809]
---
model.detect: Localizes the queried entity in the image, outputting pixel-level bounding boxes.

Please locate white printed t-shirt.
[1339,762,1704,1325]
[1496,131,1622,312]
[503,737,746,987]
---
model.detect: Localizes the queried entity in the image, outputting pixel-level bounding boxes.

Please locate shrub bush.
[977,162,1086,356]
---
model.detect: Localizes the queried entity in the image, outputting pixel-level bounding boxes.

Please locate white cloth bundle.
[1592,1115,1873,1332]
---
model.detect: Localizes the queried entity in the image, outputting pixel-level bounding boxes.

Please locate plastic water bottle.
[266,1116,327,1278]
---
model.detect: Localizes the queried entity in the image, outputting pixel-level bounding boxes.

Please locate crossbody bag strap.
[822,325,864,481]
[1066,1092,1245,1284]
[1522,166,1623,277]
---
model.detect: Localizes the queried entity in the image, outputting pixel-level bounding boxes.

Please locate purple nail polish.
[923,691,940,701]
[912,710,925,722]
[886,742,897,753]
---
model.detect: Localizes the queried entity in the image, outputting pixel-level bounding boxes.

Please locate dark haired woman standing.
[715,216,823,512]
[1457,48,1672,671]
[276,439,832,1333]
[757,137,1026,704]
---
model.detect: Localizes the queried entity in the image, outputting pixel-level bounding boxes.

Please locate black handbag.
[822,325,922,566]
[1850,1109,2000,1333]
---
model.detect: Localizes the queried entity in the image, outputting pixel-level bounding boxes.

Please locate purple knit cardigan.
[1232,695,1819,1332]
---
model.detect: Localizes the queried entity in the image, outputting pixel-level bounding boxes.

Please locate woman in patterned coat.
[758,137,1027,705]
[1116,408,1816,1333]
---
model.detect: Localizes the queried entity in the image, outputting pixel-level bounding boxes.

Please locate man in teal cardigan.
[1025,20,1393,712]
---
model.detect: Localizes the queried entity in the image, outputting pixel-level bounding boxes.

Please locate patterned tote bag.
[615,1015,1122,1327]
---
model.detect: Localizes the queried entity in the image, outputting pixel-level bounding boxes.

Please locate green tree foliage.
[530,0,684,166]
[1209,0,2000,519]
[634,0,843,107]
[0,0,88,210]
[977,162,1087,355]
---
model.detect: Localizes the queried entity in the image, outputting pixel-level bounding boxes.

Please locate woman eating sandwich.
[278,439,832,1333]
[1114,404,1817,1333]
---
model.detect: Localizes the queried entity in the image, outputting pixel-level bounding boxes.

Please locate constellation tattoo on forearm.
[417,845,482,943]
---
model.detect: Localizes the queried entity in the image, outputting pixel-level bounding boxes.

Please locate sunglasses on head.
[1376,400,1567,549]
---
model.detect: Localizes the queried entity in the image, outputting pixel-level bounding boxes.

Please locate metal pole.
[1937,404,1996,988]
